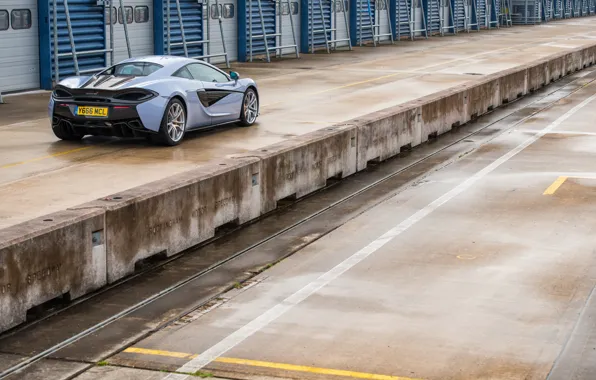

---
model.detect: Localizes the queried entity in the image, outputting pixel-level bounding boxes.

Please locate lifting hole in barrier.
[112,196,123,200]
[326,172,343,186]
[366,157,381,169]
[26,292,71,322]
[400,143,412,154]
[214,218,240,238]
[43,219,53,222]
[276,193,297,208]
[134,251,168,272]
[219,163,227,166]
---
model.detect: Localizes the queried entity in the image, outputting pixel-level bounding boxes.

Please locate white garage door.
[208,0,238,64]
[0,0,39,92]
[106,0,154,64]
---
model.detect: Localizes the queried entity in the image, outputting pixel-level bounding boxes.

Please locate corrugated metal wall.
[239,0,276,60]
[49,0,106,84]
[158,0,204,58]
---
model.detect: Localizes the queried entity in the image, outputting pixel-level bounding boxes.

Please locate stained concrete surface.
[110,59,596,379]
[2,19,596,228]
[0,353,88,380]
[72,366,232,380]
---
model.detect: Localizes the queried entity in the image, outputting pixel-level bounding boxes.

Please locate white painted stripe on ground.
[518,129,596,137]
[165,90,596,380]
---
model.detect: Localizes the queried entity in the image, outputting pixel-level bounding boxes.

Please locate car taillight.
[113,90,156,102]
[53,89,73,99]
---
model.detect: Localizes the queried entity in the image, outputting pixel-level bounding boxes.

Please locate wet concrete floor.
[98,53,596,380]
[2,18,596,228]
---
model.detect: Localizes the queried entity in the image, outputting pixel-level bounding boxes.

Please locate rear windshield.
[102,62,163,77]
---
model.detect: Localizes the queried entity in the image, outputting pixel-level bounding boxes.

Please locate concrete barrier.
[73,157,261,283]
[1,44,596,333]
[233,123,358,214]
[0,209,105,332]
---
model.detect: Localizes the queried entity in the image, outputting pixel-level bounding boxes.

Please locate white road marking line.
[518,129,596,137]
[165,89,596,380]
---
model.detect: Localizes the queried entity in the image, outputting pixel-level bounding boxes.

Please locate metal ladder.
[308,0,352,53]
[52,0,124,84]
[553,0,562,17]
[412,0,430,38]
[488,0,500,28]
[166,0,230,67]
[469,0,487,29]
[426,0,442,35]
[572,0,581,15]
[395,0,415,40]
[443,0,467,35]
[357,0,394,46]
[500,0,513,25]
[374,0,395,45]
[542,0,554,20]
[248,0,299,62]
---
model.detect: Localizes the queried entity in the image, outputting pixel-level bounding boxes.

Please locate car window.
[104,62,163,76]
[173,67,193,80]
[186,63,229,83]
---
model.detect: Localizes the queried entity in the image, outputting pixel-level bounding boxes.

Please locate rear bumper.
[51,103,156,138]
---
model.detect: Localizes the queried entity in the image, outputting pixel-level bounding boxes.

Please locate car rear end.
[50,85,159,138]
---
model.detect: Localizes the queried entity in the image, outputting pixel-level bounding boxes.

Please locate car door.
[185,63,244,125]
[171,65,211,129]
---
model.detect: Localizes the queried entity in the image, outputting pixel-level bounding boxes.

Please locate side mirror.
[229,71,239,81]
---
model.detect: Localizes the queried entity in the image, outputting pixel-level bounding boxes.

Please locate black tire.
[52,122,84,141]
[238,88,259,127]
[154,98,187,146]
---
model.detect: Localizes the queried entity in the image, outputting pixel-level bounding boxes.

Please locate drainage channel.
[1,67,595,380]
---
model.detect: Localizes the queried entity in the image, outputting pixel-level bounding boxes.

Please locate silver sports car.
[49,56,259,146]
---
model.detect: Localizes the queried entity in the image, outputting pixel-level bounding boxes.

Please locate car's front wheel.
[238,88,258,127]
[155,98,187,146]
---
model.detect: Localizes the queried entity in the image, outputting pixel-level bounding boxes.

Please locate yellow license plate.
[76,106,108,117]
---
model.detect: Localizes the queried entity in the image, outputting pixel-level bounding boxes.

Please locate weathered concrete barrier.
[233,123,358,214]
[1,44,596,333]
[73,157,261,283]
[0,209,105,332]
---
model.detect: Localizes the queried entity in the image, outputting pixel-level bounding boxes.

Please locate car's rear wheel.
[52,122,84,141]
[238,88,258,127]
[155,98,187,146]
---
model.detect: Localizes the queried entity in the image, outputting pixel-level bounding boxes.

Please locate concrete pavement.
[2,18,596,228]
[103,58,596,380]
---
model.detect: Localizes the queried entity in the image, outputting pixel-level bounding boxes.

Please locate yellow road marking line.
[216,357,422,380]
[0,146,92,169]
[123,348,422,380]
[124,347,195,359]
[543,176,568,195]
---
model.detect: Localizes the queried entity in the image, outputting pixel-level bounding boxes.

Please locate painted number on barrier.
[26,265,61,285]
[149,216,183,235]
[215,197,232,209]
